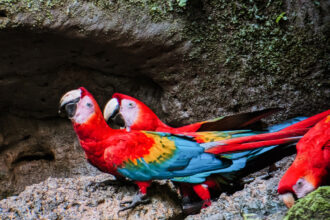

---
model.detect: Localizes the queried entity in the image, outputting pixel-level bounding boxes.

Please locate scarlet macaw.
[102,93,301,211]
[278,114,330,208]
[103,93,281,132]
[59,87,326,212]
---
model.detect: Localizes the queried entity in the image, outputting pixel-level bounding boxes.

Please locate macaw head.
[277,157,320,208]
[103,93,160,131]
[59,87,103,125]
[278,116,330,208]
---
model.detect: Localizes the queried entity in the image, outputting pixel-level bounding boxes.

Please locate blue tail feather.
[173,117,306,183]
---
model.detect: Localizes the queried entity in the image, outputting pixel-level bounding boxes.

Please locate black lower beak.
[65,103,77,118]
[107,112,126,128]
[58,97,80,118]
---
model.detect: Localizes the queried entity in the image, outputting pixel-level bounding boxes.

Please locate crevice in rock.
[11,150,55,166]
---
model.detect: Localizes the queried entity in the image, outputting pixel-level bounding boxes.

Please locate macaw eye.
[128,102,135,108]
[296,179,303,188]
[86,103,93,108]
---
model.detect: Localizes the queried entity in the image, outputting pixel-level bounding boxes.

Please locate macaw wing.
[114,131,232,182]
[194,108,281,132]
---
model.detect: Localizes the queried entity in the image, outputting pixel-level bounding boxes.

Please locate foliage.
[276,12,286,23]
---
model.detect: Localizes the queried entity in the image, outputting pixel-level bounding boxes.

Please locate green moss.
[90,0,186,22]
[284,186,330,220]
[0,0,65,29]
[162,0,328,105]
[182,1,327,75]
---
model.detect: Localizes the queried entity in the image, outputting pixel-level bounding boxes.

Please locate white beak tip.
[280,193,295,208]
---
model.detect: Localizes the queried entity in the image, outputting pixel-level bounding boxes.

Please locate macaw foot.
[201,199,211,208]
[182,199,212,215]
[118,193,150,213]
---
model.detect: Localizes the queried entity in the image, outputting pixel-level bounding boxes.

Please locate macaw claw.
[118,193,150,213]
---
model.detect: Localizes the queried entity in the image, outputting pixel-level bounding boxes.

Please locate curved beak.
[59,89,81,118]
[103,98,120,122]
[280,192,295,208]
[103,98,126,128]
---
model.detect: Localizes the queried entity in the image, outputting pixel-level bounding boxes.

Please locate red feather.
[278,114,330,196]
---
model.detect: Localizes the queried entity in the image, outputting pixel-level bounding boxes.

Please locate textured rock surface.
[0,174,182,219]
[187,155,295,220]
[284,186,330,220]
[0,114,97,198]
[0,155,292,220]
[0,151,328,219]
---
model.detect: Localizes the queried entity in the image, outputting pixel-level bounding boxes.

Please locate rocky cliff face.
[0,0,329,219]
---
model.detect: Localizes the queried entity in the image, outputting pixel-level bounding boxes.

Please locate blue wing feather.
[117,117,306,183]
[118,133,231,181]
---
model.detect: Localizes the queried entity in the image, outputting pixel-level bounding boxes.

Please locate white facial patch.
[72,96,95,124]
[293,178,315,198]
[120,99,139,128]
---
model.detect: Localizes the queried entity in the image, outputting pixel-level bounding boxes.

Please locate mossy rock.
[284,186,330,220]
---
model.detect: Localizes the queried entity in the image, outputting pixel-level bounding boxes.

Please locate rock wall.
[0,0,328,123]
[0,0,329,218]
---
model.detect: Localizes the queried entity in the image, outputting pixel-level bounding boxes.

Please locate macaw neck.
[278,161,302,194]
[146,111,173,131]
[174,123,201,132]
[156,119,173,131]
[154,118,200,133]
[73,113,112,143]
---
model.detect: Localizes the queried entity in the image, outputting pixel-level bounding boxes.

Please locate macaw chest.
[85,152,120,176]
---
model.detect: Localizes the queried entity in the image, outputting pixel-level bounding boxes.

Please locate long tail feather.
[281,110,330,131]
[205,111,330,155]
[206,137,302,154]
[209,128,308,147]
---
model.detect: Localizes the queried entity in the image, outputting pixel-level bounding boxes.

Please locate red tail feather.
[215,128,308,146]
[206,137,301,154]
[205,110,330,155]
[281,110,330,131]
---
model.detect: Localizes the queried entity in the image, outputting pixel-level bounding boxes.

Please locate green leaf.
[276,12,286,24]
